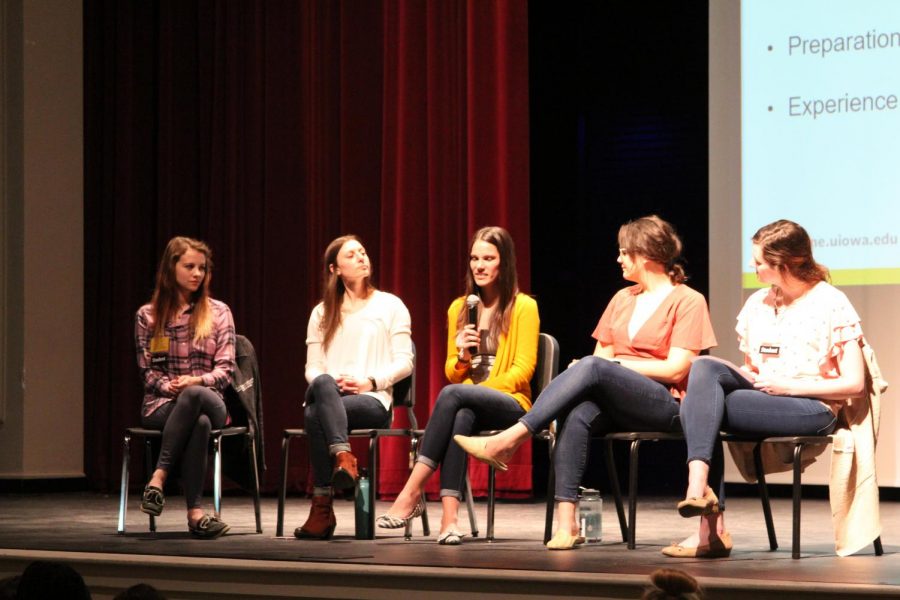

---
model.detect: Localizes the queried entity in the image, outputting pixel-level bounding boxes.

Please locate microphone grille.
[466,294,480,308]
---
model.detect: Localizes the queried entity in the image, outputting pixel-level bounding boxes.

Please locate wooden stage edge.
[0,493,898,599]
[0,547,897,600]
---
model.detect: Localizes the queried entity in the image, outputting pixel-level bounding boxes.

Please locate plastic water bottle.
[355,468,370,539]
[579,488,602,542]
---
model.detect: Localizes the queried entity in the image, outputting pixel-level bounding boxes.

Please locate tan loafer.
[677,486,720,518]
[546,530,586,550]
[662,531,733,558]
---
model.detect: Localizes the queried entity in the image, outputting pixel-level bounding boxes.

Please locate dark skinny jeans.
[141,385,227,509]
[417,384,526,499]
[520,356,682,502]
[304,374,391,489]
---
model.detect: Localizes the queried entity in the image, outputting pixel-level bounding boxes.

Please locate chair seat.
[720,433,832,445]
[603,431,683,442]
[590,430,882,559]
[118,425,261,535]
[459,333,561,543]
[277,425,422,539]
[276,346,422,540]
[119,334,264,536]
[283,428,411,438]
[126,426,249,437]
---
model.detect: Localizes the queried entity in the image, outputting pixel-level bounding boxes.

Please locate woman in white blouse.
[668,220,866,558]
[294,235,414,540]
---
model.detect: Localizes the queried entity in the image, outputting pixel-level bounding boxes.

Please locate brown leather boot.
[294,495,336,540]
[331,451,358,490]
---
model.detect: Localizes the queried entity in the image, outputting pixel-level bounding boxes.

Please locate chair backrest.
[532,333,560,397]
[391,341,416,408]
[390,341,417,429]
[226,334,261,427]
[222,334,267,483]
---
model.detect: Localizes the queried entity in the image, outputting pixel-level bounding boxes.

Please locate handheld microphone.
[465,294,480,353]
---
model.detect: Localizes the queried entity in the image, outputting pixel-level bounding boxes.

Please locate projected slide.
[741,0,900,287]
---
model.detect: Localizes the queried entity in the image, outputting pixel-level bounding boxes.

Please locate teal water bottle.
[355,468,370,539]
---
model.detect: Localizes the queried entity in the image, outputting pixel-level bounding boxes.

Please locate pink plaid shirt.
[135,298,236,417]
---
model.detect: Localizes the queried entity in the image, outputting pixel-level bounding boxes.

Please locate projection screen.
[709,0,900,486]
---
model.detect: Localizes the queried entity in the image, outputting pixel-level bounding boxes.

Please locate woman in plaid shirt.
[135,236,236,539]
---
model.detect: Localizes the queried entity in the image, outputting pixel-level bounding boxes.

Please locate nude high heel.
[453,435,509,471]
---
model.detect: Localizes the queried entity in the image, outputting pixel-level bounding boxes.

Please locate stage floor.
[0,492,897,599]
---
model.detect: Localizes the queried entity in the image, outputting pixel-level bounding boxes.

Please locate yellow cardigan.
[443,293,539,411]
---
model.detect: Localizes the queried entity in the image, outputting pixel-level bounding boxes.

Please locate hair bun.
[643,568,703,599]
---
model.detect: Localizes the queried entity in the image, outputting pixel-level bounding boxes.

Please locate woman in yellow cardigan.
[376,226,539,544]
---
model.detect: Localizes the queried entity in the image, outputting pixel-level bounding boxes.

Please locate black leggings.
[142,386,227,509]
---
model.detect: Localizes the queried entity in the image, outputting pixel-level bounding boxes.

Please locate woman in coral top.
[666,220,865,558]
[457,215,716,549]
[376,226,539,545]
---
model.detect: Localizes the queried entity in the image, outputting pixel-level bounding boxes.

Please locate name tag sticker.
[759,344,780,356]
[150,336,170,354]
[151,355,167,364]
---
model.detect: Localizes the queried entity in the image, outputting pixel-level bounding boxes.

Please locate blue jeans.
[681,357,837,465]
[417,384,525,499]
[142,386,227,509]
[304,374,391,488]
[520,357,681,502]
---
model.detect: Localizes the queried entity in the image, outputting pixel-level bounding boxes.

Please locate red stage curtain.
[84,0,530,499]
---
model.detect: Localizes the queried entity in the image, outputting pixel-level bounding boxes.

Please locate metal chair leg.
[276,433,292,537]
[143,437,156,532]
[419,501,431,537]
[604,439,628,543]
[117,433,132,534]
[544,453,556,544]
[405,434,430,539]
[627,440,641,549]
[464,474,479,537]
[792,443,803,559]
[212,434,223,518]
[753,442,778,551]
[366,435,379,540]
[487,466,496,542]
[404,436,416,540]
[248,432,262,533]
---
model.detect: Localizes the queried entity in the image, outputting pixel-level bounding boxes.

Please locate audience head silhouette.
[641,568,704,600]
[16,561,91,600]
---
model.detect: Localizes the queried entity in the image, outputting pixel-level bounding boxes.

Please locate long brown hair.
[319,235,375,350]
[457,226,519,339]
[618,215,687,284]
[150,236,214,342]
[752,220,829,284]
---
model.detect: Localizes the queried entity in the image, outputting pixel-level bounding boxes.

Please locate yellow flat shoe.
[453,435,508,471]
[546,530,586,550]
[662,531,732,558]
